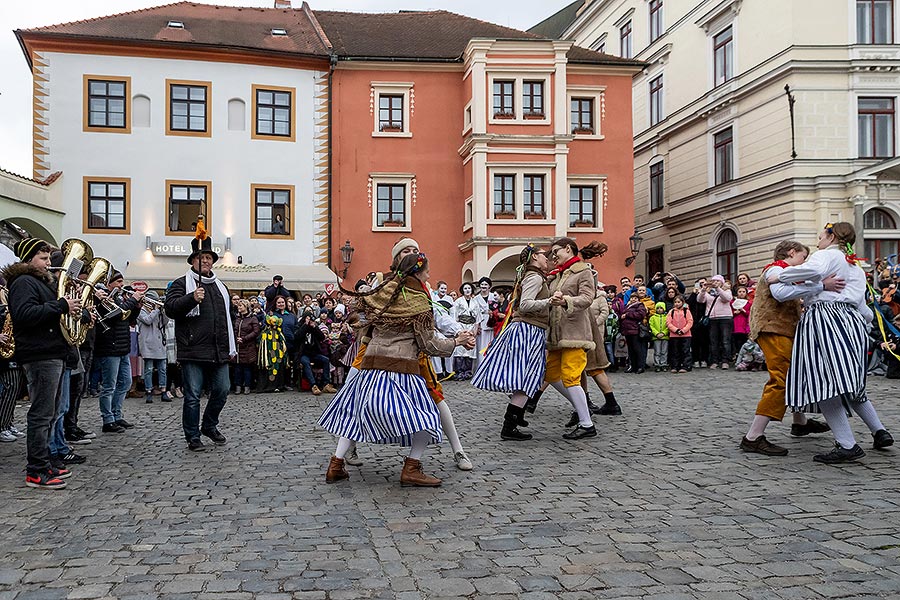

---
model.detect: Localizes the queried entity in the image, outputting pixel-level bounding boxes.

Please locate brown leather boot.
[325,456,349,483]
[400,457,441,487]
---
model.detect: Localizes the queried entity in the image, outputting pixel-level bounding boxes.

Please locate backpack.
[605,311,619,339]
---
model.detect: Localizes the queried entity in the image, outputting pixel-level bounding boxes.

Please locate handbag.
[638,321,651,342]
[699,301,714,327]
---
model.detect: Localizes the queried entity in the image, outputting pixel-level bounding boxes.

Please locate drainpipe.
[327,53,337,276]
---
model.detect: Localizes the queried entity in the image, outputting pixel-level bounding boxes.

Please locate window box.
[571,219,595,227]
[494,111,516,119]
[524,112,545,120]
[381,219,405,227]
[524,211,546,219]
[379,125,403,133]
[572,126,595,135]
[495,211,517,219]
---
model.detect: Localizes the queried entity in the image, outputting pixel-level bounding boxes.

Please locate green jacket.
[649,313,669,340]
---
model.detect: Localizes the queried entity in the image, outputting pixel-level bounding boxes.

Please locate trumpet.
[120,289,165,313]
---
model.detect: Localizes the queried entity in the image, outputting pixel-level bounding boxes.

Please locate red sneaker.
[26,471,67,489]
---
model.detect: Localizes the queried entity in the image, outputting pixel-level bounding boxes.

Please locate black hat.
[477,276,492,288]
[273,274,284,281]
[14,238,49,262]
[187,217,219,264]
[109,270,124,283]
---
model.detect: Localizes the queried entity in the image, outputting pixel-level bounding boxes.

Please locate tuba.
[57,239,110,346]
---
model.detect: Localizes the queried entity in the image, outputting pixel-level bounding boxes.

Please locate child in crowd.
[731,285,752,359]
[649,302,669,372]
[735,339,766,371]
[666,295,693,373]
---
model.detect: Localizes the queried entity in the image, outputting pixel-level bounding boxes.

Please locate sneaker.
[670,369,678,373]
[345,446,363,466]
[740,435,788,456]
[678,369,688,373]
[454,451,473,471]
[187,438,206,452]
[873,429,894,450]
[48,465,71,479]
[322,384,338,394]
[60,452,87,465]
[721,363,729,370]
[791,418,831,437]
[102,422,125,433]
[563,425,597,440]
[243,387,250,395]
[813,443,865,464]
[74,427,96,439]
[311,385,322,396]
[201,428,226,445]
[160,392,172,403]
[65,430,91,445]
[25,471,66,489]
[8,425,25,438]
[0,430,17,443]
[708,364,718,370]
[174,388,184,398]
[115,419,134,429]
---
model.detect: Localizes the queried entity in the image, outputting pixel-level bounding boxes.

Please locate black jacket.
[295,321,326,357]
[3,262,70,364]
[264,283,292,311]
[93,292,139,358]
[165,271,232,364]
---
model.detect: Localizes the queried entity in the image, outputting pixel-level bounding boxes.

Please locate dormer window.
[167,20,184,29]
[271,28,288,36]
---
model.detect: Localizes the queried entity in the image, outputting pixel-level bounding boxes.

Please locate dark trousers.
[0,367,24,430]
[670,337,692,370]
[625,335,646,371]
[22,359,65,474]
[732,333,749,358]
[181,361,229,442]
[299,354,331,387]
[708,318,734,365]
[692,322,710,365]
[233,364,253,388]
[65,348,91,433]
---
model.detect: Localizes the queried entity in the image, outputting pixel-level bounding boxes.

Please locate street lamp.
[624,229,643,267]
[340,240,354,279]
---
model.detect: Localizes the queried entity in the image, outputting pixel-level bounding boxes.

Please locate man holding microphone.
[164,225,236,452]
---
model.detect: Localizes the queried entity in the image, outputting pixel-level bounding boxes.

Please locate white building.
[15,2,335,291]
[533,0,900,281]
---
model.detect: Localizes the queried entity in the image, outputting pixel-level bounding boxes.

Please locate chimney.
[274,0,291,7]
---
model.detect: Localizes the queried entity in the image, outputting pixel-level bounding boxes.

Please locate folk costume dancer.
[164,221,236,452]
[319,253,475,486]
[774,222,894,463]
[471,245,551,441]
[740,241,837,456]
[545,238,605,440]
[345,238,475,471]
[451,283,480,380]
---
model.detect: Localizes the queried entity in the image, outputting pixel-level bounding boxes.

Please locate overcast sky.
[0,0,557,177]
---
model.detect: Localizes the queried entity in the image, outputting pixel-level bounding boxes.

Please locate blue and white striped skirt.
[786,301,869,412]
[317,369,442,446]
[471,321,547,397]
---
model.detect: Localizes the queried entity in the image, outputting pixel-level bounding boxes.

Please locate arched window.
[864,208,896,229]
[716,228,738,284]
[863,208,899,262]
[228,98,246,131]
[132,94,150,128]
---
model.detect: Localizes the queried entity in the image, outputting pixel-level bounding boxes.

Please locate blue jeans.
[234,364,253,388]
[181,361,230,442]
[143,358,167,392]
[48,368,72,457]
[97,355,131,425]
[22,360,65,474]
[299,354,331,387]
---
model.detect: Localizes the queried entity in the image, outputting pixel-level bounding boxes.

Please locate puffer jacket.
[164,272,232,364]
[3,262,70,363]
[233,314,260,365]
[666,306,693,338]
[649,303,669,340]
[137,307,168,360]
[585,291,610,371]
[94,290,140,357]
[547,260,596,351]
[619,301,648,336]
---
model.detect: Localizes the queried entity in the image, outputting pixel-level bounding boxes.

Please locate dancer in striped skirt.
[772,222,894,464]
[472,244,551,441]
[319,252,475,486]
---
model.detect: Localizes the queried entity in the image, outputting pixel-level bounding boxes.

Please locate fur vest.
[749,268,802,340]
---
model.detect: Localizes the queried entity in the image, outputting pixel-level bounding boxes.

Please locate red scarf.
[549,255,581,277]
[761,259,789,273]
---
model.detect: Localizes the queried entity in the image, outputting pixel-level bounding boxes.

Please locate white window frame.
[852,0,897,45]
[487,72,552,126]
[567,175,607,233]
[371,82,413,138]
[370,173,414,232]
[567,86,606,139]
[486,166,555,223]
[708,123,739,188]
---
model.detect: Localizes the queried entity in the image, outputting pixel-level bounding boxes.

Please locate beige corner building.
[533,0,900,282]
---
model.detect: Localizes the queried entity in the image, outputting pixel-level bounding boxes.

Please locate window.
[858,97,895,158]
[865,207,897,229]
[166,80,211,137]
[379,94,404,131]
[571,98,594,133]
[714,127,734,185]
[713,27,734,86]
[84,76,130,133]
[598,42,607,53]
[493,80,515,117]
[650,162,664,211]
[620,20,633,58]
[570,186,596,227]
[376,184,406,227]
[716,229,738,284]
[857,0,894,44]
[649,0,663,42]
[166,180,210,235]
[253,86,294,140]
[523,81,544,117]
[252,185,294,238]
[83,178,130,234]
[523,175,545,217]
[649,75,664,126]
[493,175,515,216]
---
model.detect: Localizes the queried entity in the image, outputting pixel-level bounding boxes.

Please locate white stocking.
[550,381,592,427]
[408,430,430,460]
[510,391,528,408]
[335,437,352,459]
[437,400,464,454]
[850,399,885,434]
[818,397,856,449]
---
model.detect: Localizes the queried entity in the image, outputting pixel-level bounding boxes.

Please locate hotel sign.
[150,241,225,257]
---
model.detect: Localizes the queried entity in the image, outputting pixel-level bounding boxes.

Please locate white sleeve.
[778,250,834,284]
[434,304,463,336]
[770,281,824,302]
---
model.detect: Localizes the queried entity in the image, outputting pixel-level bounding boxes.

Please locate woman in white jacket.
[452,283,480,380]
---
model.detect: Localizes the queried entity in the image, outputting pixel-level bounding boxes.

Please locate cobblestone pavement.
[1,370,899,600]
